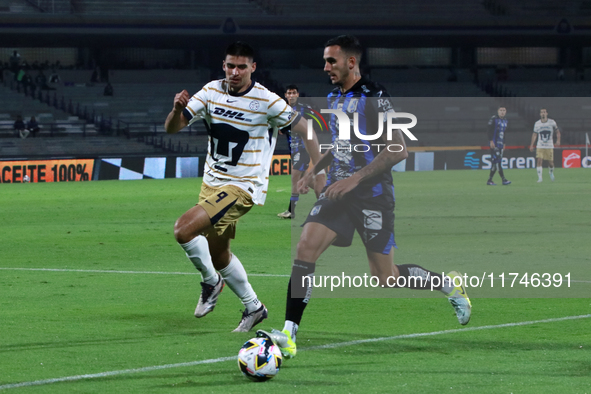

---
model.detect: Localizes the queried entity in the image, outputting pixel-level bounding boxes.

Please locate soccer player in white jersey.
[529,108,561,182]
[164,42,321,332]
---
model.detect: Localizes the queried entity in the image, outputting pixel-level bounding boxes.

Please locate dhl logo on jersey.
[212,107,252,122]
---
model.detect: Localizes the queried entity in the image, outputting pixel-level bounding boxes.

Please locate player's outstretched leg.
[388,263,472,325]
[443,271,472,325]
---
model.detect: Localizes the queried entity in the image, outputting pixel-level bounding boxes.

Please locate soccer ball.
[237,337,282,382]
[23,175,30,183]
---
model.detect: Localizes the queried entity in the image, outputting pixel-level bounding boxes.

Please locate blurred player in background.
[258,35,472,359]
[486,106,511,185]
[164,41,321,332]
[529,108,561,182]
[277,84,325,219]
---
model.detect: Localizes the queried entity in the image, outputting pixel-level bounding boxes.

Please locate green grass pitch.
[1,168,590,393]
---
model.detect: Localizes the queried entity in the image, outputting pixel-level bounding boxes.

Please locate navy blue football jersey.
[487,115,508,148]
[325,76,396,201]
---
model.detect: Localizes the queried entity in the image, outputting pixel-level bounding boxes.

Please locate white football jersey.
[183,79,297,205]
[533,118,559,149]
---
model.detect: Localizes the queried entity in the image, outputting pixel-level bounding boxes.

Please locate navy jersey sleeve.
[487,116,496,142]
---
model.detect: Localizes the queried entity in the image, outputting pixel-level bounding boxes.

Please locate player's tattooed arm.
[165,90,190,134]
[325,129,408,200]
[555,128,561,147]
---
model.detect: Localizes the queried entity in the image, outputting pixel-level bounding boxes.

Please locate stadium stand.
[2,0,265,15]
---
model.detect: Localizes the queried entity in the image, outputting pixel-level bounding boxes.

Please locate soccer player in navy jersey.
[277,84,325,219]
[258,35,472,358]
[487,106,511,186]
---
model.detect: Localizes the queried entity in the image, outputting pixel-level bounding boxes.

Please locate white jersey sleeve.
[183,85,210,125]
[267,93,297,129]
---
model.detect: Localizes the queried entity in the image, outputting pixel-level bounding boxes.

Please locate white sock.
[219,254,260,313]
[283,320,299,342]
[549,167,554,176]
[180,235,218,285]
[536,166,543,180]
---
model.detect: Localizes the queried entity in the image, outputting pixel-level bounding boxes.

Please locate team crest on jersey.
[249,100,260,111]
[332,138,353,163]
[377,98,393,112]
[347,99,359,113]
[310,205,322,216]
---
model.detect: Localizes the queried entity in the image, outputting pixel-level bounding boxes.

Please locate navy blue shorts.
[303,190,396,254]
[491,147,504,164]
[291,149,310,173]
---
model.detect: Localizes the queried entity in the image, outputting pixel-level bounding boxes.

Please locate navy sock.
[285,260,315,325]
[396,264,443,291]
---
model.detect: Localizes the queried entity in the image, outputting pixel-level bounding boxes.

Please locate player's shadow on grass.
[96,369,338,389]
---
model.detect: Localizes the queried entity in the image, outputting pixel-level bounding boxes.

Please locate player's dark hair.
[325,35,363,62]
[498,105,506,109]
[285,84,299,92]
[225,41,255,61]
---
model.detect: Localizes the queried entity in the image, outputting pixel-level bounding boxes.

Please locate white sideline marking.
[1,268,589,283]
[0,267,289,277]
[1,314,589,391]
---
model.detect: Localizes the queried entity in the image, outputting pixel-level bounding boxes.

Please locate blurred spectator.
[27,116,40,138]
[103,82,114,96]
[48,68,61,84]
[16,67,25,86]
[14,115,29,139]
[557,68,565,81]
[9,50,21,73]
[35,70,50,90]
[447,67,458,82]
[0,62,6,83]
[22,71,35,94]
[223,17,237,33]
[90,67,100,83]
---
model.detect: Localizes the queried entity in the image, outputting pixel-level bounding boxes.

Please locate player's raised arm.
[165,89,190,134]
